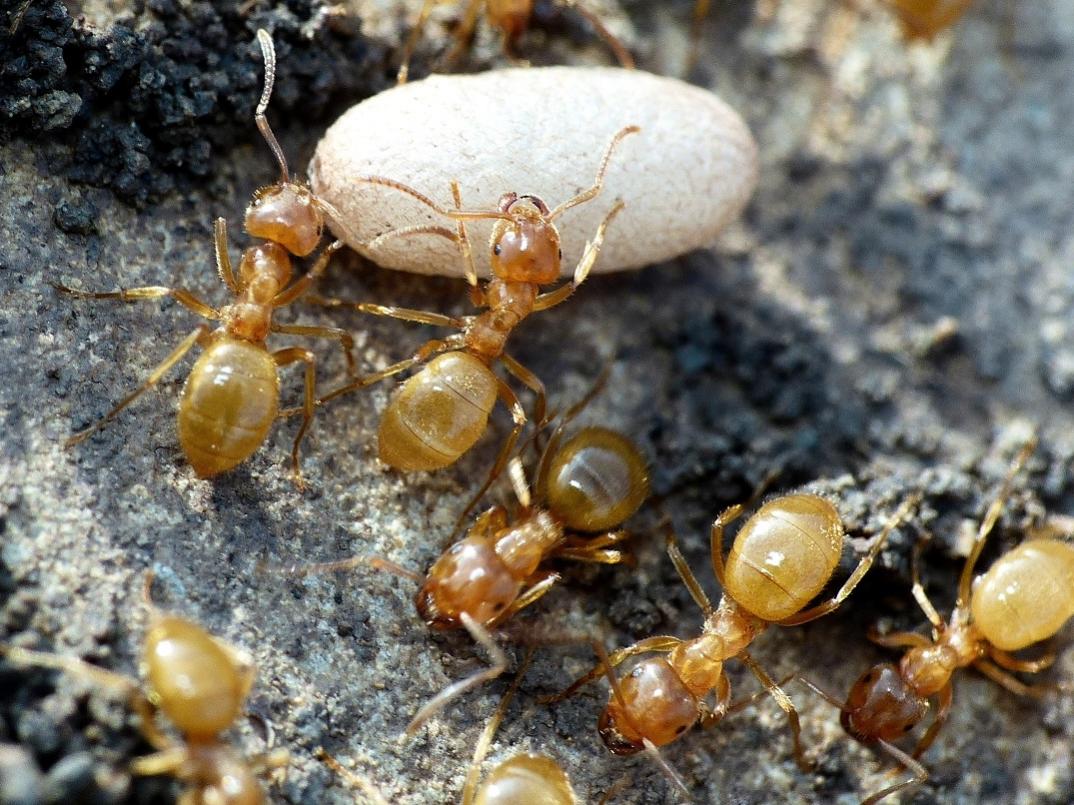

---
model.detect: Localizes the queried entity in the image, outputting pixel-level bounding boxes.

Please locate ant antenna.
[255,29,290,184]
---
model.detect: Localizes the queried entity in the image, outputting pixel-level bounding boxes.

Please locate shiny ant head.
[489,193,562,285]
[244,183,324,257]
[598,657,699,755]
[841,663,929,744]
[414,536,523,629]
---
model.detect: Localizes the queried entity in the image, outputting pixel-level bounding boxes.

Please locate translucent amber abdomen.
[724,494,844,621]
[178,339,279,478]
[378,352,498,471]
[143,617,248,741]
[971,539,1074,651]
[475,754,576,805]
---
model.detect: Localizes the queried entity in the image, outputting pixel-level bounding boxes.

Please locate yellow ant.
[57,30,354,486]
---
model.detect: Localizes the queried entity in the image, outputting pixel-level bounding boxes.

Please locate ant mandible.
[396,0,635,84]
[1,572,285,803]
[286,391,649,736]
[304,124,638,498]
[57,30,354,486]
[547,490,917,776]
[799,437,1074,804]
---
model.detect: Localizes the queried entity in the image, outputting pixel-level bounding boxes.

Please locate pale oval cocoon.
[310,66,758,277]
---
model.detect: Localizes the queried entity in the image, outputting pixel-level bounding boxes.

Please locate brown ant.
[396,0,636,84]
[281,391,649,735]
[0,572,285,803]
[798,438,1074,804]
[301,124,638,499]
[56,30,354,486]
[546,491,917,777]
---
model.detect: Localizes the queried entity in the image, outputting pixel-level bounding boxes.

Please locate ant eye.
[902,723,913,732]
[493,602,505,612]
[493,244,502,255]
[558,248,563,259]
[675,725,686,734]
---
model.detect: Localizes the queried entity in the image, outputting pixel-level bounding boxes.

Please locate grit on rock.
[2,0,1074,803]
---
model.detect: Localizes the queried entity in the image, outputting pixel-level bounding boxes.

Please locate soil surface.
[2,1,1074,803]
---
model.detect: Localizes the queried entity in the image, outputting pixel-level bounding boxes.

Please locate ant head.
[598,657,698,755]
[841,663,928,744]
[486,0,533,40]
[245,29,325,257]
[143,616,252,741]
[244,183,324,257]
[415,536,522,629]
[490,193,561,284]
[539,427,649,532]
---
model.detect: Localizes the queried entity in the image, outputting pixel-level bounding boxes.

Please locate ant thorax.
[464,279,539,360]
[493,509,562,578]
[900,617,985,697]
[701,596,767,659]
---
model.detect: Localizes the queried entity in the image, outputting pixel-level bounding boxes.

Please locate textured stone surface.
[3,1,1074,803]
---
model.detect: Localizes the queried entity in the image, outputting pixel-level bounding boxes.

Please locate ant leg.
[501,353,547,430]
[557,0,635,68]
[304,294,466,329]
[541,636,683,704]
[54,283,220,320]
[860,738,929,805]
[406,612,507,736]
[553,529,632,565]
[664,521,714,617]
[910,683,952,759]
[725,672,798,716]
[739,651,812,772]
[271,241,344,307]
[213,218,241,294]
[548,126,640,221]
[974,659,1054,698]
[66,324,211,446]
[449,181,480,289]
[285,337,460,413]
[316,748,390,805]
[534,200,626,311]
[710,503,747,588]
[910,537,944,630]
[271,323,357,376]
[129,746,189,778]
[0,644,139,694]
[989,644,1056,673]
[272,346,318,488]
[957,437,1036,607]
[687,0,711,73]
[697,674,733,727]
[449,376,526,536]
[261,553,421,583]
[494,570,560,626]
[397,0,439,85]
[443,0,484,70]
[777,493,919,627]
[866,626,931,650]
[462,648,535,805]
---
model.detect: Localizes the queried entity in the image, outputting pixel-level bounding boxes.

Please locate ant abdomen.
[185,744,264,805]
[379,351,499,471]
[841,663,928,744]
[474,753,576,805]
[724,494,844,621]
[970,539,1074,651]
[599,657,700,755]
[178,340,281,478]
[143,615,252,742]
[539,427,650,532]
[416,536,522,629]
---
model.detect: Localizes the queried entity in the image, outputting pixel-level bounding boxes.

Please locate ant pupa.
[546,491,918,775]
[395,0,635,84]
[280,391,649,735]
[302,124,638,490]
[0,572,285,804]
[56,29,354,486]
[798,438,1074,804]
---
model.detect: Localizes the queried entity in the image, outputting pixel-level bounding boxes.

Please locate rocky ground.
[2,0,1074,803]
